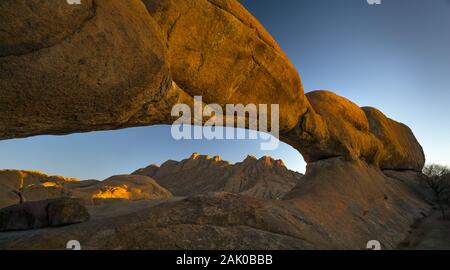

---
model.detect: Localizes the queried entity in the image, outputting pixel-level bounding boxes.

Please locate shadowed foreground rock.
[0,198,90,232]
[0,158,430,249]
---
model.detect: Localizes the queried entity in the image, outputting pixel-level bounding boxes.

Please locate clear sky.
[1,0,449,180]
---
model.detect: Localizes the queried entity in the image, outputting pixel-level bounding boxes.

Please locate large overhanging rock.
[0,0,95,57]
[0,0,172,138]
[143,0,308,132]
[281,91,425,171]
[363,107,425,171]
[281,91,383,164]
[0,0,425,172]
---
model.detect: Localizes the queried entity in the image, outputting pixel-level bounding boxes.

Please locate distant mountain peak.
[244,155,258,162]
[133,154,303,199]
[190,152,220,161]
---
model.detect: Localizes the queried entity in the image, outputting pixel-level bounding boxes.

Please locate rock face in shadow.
[0,198,89,232]
[382,170,434,203]
[133,153,302,199]
[283,158,430,249]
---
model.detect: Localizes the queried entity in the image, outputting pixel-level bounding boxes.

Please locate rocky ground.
[399,210,450,250]
[0,156,432,250]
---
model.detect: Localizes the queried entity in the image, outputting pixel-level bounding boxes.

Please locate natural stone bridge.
[0,0,424,171]
[0,0,429,249]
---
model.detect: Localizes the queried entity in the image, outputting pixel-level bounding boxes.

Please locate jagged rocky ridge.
[133,153,302,199]
[0,153,301,209]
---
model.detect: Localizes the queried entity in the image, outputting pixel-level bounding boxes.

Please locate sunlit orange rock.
[0,170,78,208]
[143,0,308,132]
[0,0,171,138]
[0,0,425,172]
[363,107,425,171]
[64,175,173,205]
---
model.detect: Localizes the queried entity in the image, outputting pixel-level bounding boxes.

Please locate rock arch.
[0,0,424,172]
[0,0,431,250]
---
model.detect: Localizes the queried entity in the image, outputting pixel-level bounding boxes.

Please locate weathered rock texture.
[283,158,430,249]
[0,170,77,209]
[280,90,425,170]
[363,107,425,171]
[143,0,308,131]
[0,0,95,57]
[0,0,173,138]
[133,153,302,199]
[0,198,90,232]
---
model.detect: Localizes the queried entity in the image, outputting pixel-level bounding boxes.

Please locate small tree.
[422,164,450,220]
[12,171,27,204]
[11,171,36,205]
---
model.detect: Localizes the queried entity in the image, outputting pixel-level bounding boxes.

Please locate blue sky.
[1,0,449,179]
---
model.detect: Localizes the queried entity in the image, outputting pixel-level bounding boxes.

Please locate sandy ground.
[399,210,450,250]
